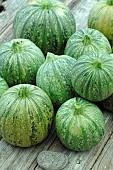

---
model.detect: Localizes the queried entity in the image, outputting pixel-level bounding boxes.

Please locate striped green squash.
[36,52,77,108]
[71,51,113,101]
[28,0,44,4]
[28,0,41,3]
[55,97,105,151]
[64,28,112,60]
[13,0,76,55]
[0,84,54,147]
[88,0,113,41]
[0,39,45,87]
[0,77,8,97]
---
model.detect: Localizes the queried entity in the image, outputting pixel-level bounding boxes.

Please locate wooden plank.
[0,0,27,45]
[70,0,97,29]
[92,132,113,170]
[0,0,27,32]
[0,127,57,170]
[61,0,80,7]
[0,23,13,44]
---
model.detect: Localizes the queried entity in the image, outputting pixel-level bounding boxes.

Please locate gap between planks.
[0,0,27,32]
[91,131,113,170]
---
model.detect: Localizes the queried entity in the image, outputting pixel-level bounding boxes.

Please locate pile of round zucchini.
[0,0,113,152]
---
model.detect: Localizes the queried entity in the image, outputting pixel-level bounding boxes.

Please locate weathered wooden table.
[0,0,113,169]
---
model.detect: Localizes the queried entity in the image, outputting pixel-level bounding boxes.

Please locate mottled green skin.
[64,28,112,60]
[0,39,45,87]
[0,84,54,147]
[71,51,113,101]
[88,0,113,41]
[13,0,76,55]
[0,77,8,97]
[55,97,105,151]
[36,53,77,108]
[28,0,42,3]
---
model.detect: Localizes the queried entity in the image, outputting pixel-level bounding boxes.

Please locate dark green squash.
[13,0,76,55]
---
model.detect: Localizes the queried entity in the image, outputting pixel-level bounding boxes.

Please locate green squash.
[0,77,8,97]
[13,0,76,55]
[0,39,45,87]
[64,28,112,60]
[71,51,113,101]
[55,97,105,151]
[0,84,54,147]
[28,0,44,4]
[88,0,113,41]
[28,0,41,3]
[36,52,77,108]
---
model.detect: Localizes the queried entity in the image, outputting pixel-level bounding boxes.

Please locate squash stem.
[83,35,91,46]
[74,104,83,115]
[12,41,23,53]
[92,60,102,69]
[107,0,113,5]
[18,86,30,98]
[41,0,52,9]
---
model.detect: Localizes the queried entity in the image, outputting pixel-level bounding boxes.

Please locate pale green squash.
[65,28,112,60]
[88,0,113,41]
[55,97,105,151]
[0,84,54,147]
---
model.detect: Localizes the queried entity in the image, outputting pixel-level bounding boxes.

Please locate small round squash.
[64,28,112,60]
[55,97,105,151]
[0,84,54,147]
[36,52,76,107]
[13,0,76,55]
[0,39,45,86]
[71,51,113,101]
[88,0,113,41]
